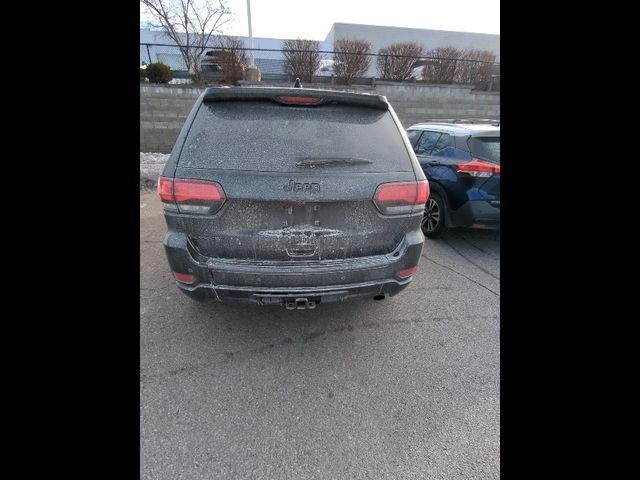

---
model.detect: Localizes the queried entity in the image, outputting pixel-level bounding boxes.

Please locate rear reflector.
[373,180,429,215]
[398,266,418,278]
[276,96,322,105]
[456,158,500,178]
[158,177,226,214]
[173,272,195,284]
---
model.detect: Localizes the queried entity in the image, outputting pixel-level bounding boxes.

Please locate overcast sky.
[141,0,500,40]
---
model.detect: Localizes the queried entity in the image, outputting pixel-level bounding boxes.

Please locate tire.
[422,192,446,238]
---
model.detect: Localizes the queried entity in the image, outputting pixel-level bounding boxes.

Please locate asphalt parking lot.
[140,189,500,479]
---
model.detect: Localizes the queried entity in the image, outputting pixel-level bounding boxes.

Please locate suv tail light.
[455,158,500,178]
[373,180,429,215]
[158,177,226,214]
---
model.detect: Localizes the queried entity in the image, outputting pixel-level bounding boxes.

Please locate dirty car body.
[159,87,428,309]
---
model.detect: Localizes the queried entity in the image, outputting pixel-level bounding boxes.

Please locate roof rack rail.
[418,118,499,126]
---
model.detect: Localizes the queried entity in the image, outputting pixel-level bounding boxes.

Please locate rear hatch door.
[174,90,419,261]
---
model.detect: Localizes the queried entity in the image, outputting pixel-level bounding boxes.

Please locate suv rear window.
[179,101,413,172]
[468,136,500,164]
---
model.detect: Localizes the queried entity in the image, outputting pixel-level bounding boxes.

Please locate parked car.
[409,59,437,81]
[200,50,225,72]
[158,86,428,308]
[406,122,500,238]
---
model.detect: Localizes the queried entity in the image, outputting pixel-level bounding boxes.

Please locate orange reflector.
[398,266,418,278]
[173,272,195,284]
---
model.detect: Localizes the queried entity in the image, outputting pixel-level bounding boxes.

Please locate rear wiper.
[296,157,374,167]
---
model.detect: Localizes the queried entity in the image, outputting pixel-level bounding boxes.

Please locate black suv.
[158,87,428,309]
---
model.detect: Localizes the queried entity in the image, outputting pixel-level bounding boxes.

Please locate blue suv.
[406,122,500,238]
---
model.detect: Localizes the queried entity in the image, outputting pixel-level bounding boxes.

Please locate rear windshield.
[468,136,500,164]
[179,101,413,172]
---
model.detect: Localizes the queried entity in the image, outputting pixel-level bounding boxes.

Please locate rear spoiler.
[202,87,389,110]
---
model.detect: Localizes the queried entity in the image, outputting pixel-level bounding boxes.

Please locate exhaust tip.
[373,294,386,301]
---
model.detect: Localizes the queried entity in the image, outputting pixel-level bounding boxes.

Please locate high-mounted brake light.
[276,96,322,105]
[455,158,500,178]
[157,177,226,214]
[373,180,429,215]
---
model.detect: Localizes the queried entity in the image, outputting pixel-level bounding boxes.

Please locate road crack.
[457,235,500,259]
[442,238,500,281]
[140,314,499,383]
[422,253,499,297]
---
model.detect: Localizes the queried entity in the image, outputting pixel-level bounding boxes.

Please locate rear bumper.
[449,200,500,229]
[163,228,424,305]
[178,277,412,306]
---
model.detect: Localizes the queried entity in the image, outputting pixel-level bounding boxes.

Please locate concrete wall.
[140,83,499,153]
[140,85,202,153]
[375,82,500,128]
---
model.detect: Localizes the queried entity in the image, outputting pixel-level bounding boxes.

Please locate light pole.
[246,0,255,67]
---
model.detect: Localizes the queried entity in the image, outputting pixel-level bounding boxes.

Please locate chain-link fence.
[140,43,500,91]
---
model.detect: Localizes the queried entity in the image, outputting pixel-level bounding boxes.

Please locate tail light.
[158,177,226,214]
[455,158,500,178]
[398,266,418,278]
[373,180,429,215]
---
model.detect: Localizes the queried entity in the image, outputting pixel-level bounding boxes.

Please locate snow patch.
[140,152,169,188]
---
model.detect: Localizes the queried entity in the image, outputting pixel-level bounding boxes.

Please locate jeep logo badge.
[284,179,320,193]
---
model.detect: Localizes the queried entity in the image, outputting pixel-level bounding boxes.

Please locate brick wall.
[140,85,202,153]
[375,82,500,128]
[140,83,499,153]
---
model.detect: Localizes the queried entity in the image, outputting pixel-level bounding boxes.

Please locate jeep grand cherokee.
[158,87,428,309]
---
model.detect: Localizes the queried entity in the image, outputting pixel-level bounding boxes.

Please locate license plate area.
[253,293,321,309]
[252,289,350,308]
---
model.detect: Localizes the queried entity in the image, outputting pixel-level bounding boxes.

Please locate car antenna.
[293,78,302,88]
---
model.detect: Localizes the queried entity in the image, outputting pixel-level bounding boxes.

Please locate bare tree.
[455,49,496,84]
[282,38,321,83]
[422,47,463,84]
[376,42,425,81]
[215,35,247,85]
[333,39,371,85]
[140,0,232,82]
